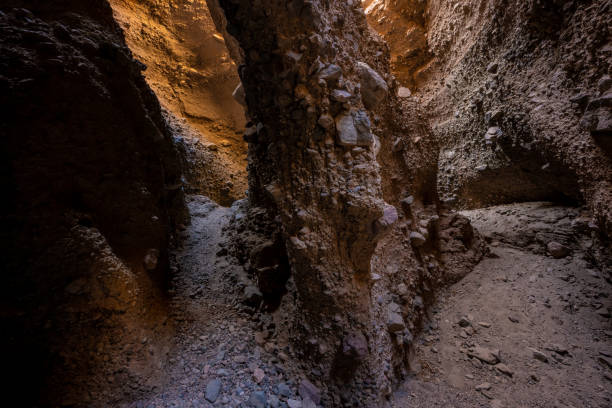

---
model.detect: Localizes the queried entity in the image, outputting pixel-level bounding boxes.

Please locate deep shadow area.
[0,3,184,405]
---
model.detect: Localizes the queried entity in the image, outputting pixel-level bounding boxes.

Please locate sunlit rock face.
[110,0,248,205]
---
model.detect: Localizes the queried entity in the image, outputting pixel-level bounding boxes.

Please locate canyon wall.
[109,0,248,205]
[365,0,612,239]
[2,0,608,406]
[212,0,484,405]
[0,1,186,405]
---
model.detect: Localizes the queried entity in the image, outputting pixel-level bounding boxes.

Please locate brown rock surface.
[1,1,610,407]
[365,0,612,239]
[0,1,186,405]
[109,0,248,205]
[214,0,485,404]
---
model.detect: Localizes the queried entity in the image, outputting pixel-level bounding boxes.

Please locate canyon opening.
[1,0,610,407]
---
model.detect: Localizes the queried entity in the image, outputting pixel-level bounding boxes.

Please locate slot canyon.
[0,0,610,407]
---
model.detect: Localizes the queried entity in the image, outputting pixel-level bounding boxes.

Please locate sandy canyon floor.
[115,199,611,408]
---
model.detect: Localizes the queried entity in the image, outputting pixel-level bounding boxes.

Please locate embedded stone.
[342,331,368,360]
[318,113,334,130]
[495,363,514,377]
[336,113,358,146]
[484,126,503,143]
[331,89,352,102]
[409,231,426,247]
[387,303,405,332]
[290,236,307,250]
[243,285,263,307]
[398,87,411,98]
[335,110,374,146]
[377,204,398,229]
[598,75,612,94]
[468,346,500,365]
[485,110,503,124]
[487,126,502,136]
[547,241,569,258]
[143,248,159,270]
[353,109,374,145]
[387,311,405,333]
[265,182,283,203]
[298,379,321,405]
[529,347,549,363]
[357,61,388,109]
[318,63,342,83]
[487,62,499,73]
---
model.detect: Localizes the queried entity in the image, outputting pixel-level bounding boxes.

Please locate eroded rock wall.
[365,0,612,239]
[214,0,485,405]
[109,0,248,205]
[0,1,185,405]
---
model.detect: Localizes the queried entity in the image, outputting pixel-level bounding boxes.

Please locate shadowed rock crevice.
[0,2,186,405]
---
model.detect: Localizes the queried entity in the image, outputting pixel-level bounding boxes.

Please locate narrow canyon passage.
[105,199,612,408]
[1,1,610,407]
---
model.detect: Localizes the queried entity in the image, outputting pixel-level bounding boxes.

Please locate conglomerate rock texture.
[364,0,612,239]
[213,0,485,405]
[1,0,609,407]
[0,1,186,405]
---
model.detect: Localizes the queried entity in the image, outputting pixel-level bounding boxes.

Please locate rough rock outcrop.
[0,1,185,405]
[214,0,485,405]
[365,0,612,239]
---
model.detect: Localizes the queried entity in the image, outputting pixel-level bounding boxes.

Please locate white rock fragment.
[232,82,246,106]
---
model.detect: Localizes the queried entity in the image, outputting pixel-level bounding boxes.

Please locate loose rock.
[205,379,221,403]
[547,242,570,258]
[248,391,267,408]
[298,379,321,405]
[468,346,500,365]
[529,347,549,363]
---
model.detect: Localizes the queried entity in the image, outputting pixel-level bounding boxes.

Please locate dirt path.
[393,203,611,408]
[129,195,304,408]
[124,199,610,408]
